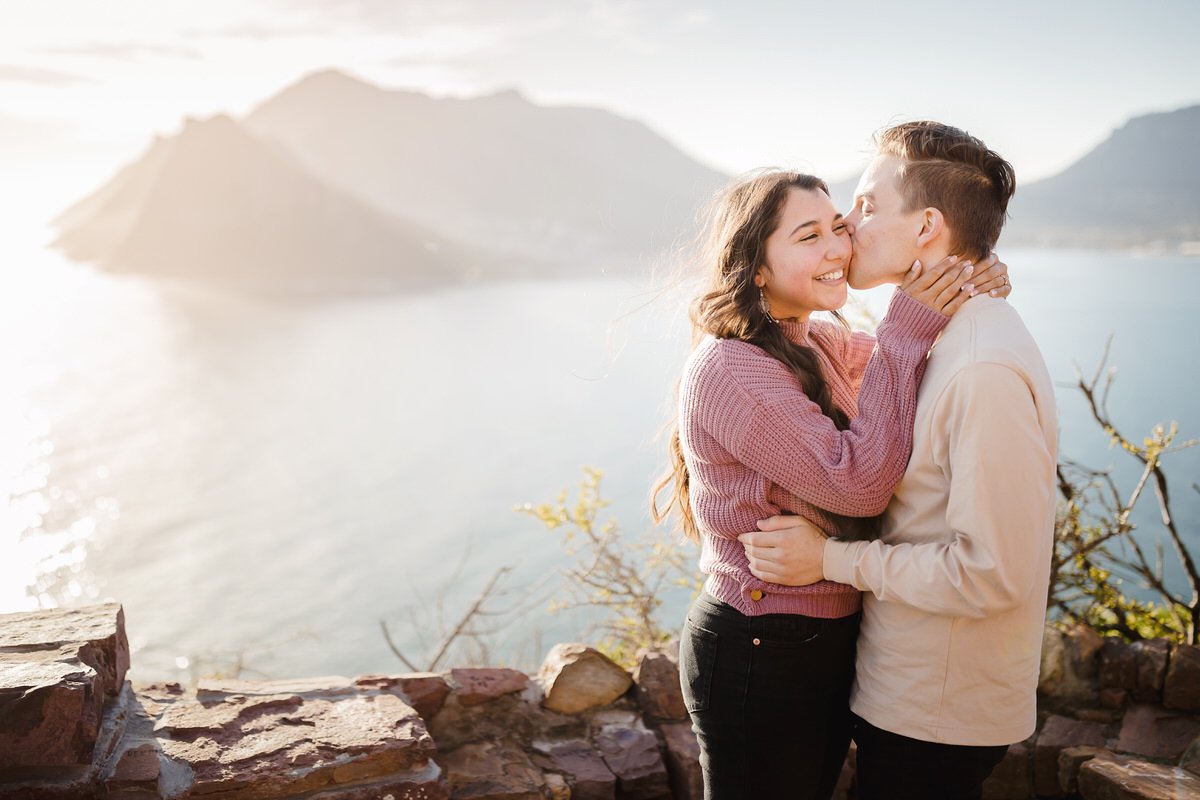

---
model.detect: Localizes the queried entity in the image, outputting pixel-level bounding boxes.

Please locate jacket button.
[750,590,764,601]
[752,638,761,646]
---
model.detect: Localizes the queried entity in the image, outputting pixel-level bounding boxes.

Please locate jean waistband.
[689,591,860,639]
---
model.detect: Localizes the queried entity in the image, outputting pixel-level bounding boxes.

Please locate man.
[739,121,1058,800]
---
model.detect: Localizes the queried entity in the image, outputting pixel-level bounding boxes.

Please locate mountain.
[242,69,729,269]
[52,114,491,293]
[1003,104,1200,248]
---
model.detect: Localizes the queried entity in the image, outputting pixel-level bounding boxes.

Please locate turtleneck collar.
[777,317,812,346]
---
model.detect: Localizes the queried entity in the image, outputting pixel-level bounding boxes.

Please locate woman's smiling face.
[755,187,852,321]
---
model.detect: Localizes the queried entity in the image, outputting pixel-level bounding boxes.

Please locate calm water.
[2,244,1197,680]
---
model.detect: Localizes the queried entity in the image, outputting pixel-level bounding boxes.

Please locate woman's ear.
[754,267,767,288]
[916,207,945,248]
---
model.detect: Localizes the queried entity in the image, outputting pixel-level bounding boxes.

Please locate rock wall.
[980,624,1200,799]
[2,606,1198,799]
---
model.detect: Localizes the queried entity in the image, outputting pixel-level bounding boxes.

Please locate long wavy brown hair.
[651,170,880,543]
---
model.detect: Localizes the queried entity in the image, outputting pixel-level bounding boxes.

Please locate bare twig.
[379,620,420,672]
[1053,343,1198,643]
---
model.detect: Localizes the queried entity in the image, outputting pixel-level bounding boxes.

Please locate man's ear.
[915,207,946,248]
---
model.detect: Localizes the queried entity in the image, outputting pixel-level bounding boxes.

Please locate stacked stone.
[981,623,1200,799]
[0,603,131,798]
[23,603,1200,799]
[426,642,692,799]
[0,605,706,799]
[0,605,448,799]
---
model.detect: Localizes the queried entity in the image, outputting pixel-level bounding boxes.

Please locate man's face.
[844,154,923,290]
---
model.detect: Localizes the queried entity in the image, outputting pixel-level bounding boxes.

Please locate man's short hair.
[876,121,1016,260]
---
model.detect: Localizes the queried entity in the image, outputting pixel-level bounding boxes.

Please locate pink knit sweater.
[678,290,949,618]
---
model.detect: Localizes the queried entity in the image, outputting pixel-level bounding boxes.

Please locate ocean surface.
[2,243,1197,680]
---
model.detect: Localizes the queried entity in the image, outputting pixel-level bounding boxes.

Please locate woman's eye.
[800,234,817,242]
[834,224,848,234]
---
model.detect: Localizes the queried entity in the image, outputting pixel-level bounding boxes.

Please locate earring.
[759,288,778,324]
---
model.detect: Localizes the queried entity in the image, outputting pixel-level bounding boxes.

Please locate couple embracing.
[654,122,1057,800]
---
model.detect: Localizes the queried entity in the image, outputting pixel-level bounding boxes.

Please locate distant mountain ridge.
[50,73,1198,296]
[1003,104,1200,248]
[243,69,728,268]
[53,69,730,293]
[52,113,494,293]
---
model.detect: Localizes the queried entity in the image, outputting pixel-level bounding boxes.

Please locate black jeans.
[852,713,1009,800]
[678,592,860,800]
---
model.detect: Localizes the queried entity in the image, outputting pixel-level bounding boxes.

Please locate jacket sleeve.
[821,362,1055,617]
[696,290,947,517]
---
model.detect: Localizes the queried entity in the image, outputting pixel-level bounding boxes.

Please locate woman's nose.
[830,232,851,262]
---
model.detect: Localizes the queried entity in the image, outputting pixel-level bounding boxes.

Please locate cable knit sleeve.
[689,291,947,517]
[842,329,877,395]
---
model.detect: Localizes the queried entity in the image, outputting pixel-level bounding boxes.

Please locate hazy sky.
[3,0,1199,220]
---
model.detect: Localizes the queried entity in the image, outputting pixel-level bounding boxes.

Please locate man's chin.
[847,266,888,291]
[846,272,873,291]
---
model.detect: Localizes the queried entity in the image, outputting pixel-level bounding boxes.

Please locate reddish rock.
[439,740,545,800]
[357,672,452,720]
[428,690,587,753]
[530,738,616,800]
[1035,714,1108,795]
[450,667,529,707]
[1165,644,1200,712]
[1100,688,1129,709]
[142,680,437,798]
[0,603,129,770]
[1115,703,1200,761]
[591,710,670,799]
[1040,624,1104,705]
[540,644,633,715]
[1075,708,1120,724]
[295,761,450,799]
[543,771,570,800]
[197,675,356,697]
[632,648,687,724]
[1099,640,1138,691]
[1057,745,1110,795]
[1078,755,1200,800]
[659,722,702,800]
[982,740,1032,800]
[1131,639,1170,702]
[104,742,160,792]
[1183,739,1200,778]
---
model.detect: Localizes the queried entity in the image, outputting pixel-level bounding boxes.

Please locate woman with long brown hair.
[652,170,1009,799]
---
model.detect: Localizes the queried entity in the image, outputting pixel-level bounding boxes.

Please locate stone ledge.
[1079,755,1200,800]
[0,603,130,771]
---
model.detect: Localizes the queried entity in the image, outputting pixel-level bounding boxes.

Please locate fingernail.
[970,290,979,297]
[990,289,999,297]
[948,255,959,263]
[912,259,921,270]
[962,264,974,276]
[961,283,974,293]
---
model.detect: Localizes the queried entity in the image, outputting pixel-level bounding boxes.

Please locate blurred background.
[2,0,1198,680]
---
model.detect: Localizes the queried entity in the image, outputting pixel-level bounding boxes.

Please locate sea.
[2,237,1197,681]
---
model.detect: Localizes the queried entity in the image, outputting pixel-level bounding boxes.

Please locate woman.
[651,170,1009,799]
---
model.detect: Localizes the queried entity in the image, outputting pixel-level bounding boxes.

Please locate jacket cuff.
[823,538,868,589]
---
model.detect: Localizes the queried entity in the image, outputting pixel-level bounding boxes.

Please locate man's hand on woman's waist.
[738,515,828,586]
